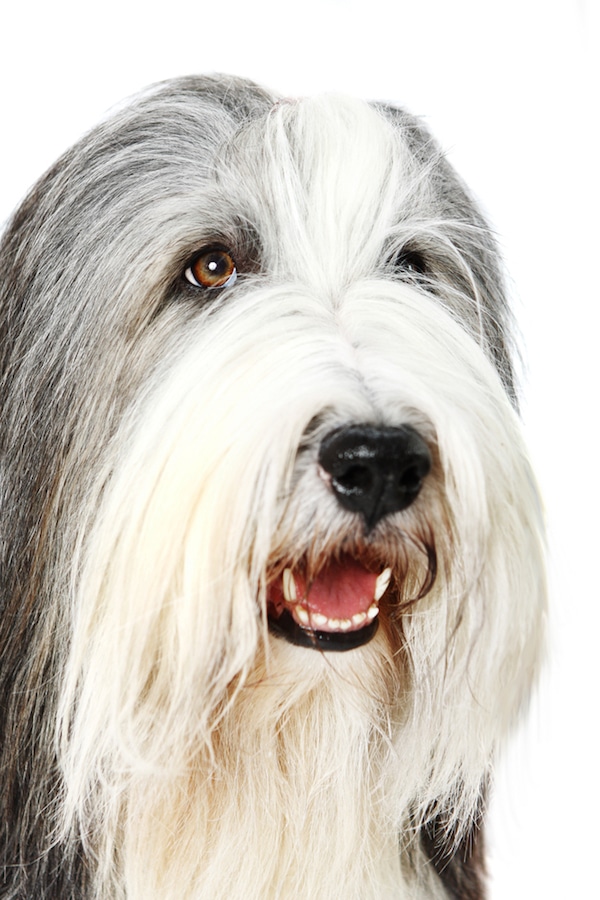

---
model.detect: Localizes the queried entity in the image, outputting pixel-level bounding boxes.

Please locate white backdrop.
[1,1,597,895]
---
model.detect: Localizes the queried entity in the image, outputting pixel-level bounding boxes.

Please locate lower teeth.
[292,604,379,632]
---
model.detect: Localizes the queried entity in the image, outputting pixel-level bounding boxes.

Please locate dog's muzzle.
[267,424,431,651]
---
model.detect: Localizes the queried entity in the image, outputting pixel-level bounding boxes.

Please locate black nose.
[318,424,431,530]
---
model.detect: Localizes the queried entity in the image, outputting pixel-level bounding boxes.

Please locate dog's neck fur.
[89,641,449,899]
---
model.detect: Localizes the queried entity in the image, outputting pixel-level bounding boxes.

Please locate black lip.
[268,609,379,651]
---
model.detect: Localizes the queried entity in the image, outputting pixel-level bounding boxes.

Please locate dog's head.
[0,76,545,865]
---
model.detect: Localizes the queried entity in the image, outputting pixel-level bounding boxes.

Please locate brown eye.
[185,247,237,289]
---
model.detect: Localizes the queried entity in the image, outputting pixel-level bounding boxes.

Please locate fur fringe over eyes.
[0,74,545,899]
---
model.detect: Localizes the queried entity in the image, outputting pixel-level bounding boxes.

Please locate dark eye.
[184,247,237,289]
[393,248,427,276]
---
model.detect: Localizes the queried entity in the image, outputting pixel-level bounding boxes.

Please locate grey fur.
[0,75,527,898]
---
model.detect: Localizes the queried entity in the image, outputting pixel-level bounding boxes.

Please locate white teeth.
[282,563,390,633]
[374,567,392,601]
[282,568,297,602]
[293,607,377,631]
[296,606,310,626]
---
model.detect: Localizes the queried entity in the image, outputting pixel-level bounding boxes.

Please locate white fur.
[52,97,545,898]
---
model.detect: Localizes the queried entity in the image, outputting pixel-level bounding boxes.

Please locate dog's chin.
[268,609,379,651]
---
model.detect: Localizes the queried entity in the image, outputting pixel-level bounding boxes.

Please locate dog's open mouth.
[267,553,391,651]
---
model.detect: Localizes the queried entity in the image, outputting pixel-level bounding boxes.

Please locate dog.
[0,75,545,899]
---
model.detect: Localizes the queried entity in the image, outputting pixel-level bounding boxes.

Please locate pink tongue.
[296,557,378,618]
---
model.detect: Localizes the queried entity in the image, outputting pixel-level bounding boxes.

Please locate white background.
[1,1,598,895]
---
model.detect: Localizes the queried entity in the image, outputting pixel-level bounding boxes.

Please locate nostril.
[318,423,431,529]
[399,464,424,493]
[332,464,374,497]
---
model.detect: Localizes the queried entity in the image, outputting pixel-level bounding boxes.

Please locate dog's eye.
[393,248,427,276]
[184,248,238,289]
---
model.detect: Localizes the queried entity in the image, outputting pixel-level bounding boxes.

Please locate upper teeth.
[374,567,392,601]
[282,568,297,602]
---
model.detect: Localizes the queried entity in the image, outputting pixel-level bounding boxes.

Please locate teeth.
[282,562,390,633]
[374,567,392,601]
[282,568,297,602]
[296,606,310,626]
[293,607,378,632]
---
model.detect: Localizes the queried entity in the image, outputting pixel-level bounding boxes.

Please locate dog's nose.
[318,424,431,530]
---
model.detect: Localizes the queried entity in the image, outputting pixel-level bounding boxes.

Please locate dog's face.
[0,76,545,897]
[0,69,544,748]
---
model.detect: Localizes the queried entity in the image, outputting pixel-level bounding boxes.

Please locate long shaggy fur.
[0,75,545,898]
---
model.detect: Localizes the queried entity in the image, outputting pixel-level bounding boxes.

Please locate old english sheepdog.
[0,75,545,899]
